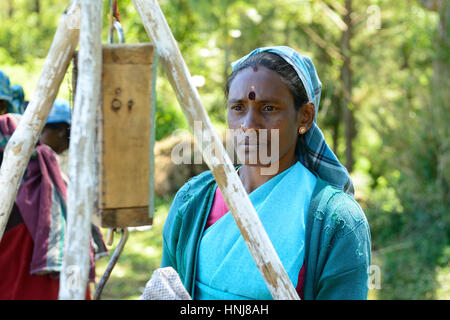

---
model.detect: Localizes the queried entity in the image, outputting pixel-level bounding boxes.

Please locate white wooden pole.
[58,0,102,300]
[133,0,300,300]
[0,0,81,241]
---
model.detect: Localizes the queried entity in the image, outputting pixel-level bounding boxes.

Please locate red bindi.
[248,91,256,100]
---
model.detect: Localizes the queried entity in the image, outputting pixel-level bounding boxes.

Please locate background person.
[40,98,71,155]
[0,98,106,299]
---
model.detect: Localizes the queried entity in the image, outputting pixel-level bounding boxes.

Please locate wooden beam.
[0,0,81,241]
[132,0,299,300]
[58,0,103,300]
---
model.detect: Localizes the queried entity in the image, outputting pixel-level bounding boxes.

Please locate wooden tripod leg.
[133,0,299,300]
[58,0,103,300]
[0,0,81,241]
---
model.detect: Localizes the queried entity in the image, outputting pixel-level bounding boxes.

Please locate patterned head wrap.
[232,46,354,196]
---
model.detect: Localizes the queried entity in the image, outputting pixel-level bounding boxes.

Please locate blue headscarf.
[0,71,13,110]
[46,98,71,125]
[232,46,354,196]
[0,71,25,114]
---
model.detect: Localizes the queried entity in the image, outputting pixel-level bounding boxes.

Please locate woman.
[160,46,371,300]
[0,100,106,299]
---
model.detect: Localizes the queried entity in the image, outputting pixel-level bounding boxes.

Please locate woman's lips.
[237,136,269,146]
[237,140,269,152]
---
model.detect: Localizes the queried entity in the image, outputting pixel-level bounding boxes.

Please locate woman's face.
[40,125,70,154]
[227,66,301,166]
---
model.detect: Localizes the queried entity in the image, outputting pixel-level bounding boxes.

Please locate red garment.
[204,186,231,229]
[204,186,305,299]
[0,223,91,300]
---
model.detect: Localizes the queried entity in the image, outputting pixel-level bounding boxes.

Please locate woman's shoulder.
[176,169,215,197]
[170,169,216,213]
[164,170,215,231]
[308,181,371,269]
[311,180,370,235]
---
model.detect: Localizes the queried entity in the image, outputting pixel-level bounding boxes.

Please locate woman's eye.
[231,105,243,111]
[263,105,275,111]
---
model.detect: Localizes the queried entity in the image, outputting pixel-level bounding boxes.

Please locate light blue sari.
[194,161,317,300]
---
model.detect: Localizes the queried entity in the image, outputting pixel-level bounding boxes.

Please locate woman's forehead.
[228,66,291,101]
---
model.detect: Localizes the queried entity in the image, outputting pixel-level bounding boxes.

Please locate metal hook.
[106,228,114,246]
[111,20,125,44]
[108,0,125,44]
[94,228,129,300]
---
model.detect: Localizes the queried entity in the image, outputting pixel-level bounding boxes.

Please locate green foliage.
[361,0,449,299]
[0,0,67,63]
[154,74,189,140]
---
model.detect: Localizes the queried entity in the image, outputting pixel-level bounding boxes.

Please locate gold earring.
[299,127,306,134]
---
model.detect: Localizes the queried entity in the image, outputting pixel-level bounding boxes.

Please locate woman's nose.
[241,108,262,131]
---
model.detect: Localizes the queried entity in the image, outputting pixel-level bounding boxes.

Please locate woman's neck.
[238,149,297,194]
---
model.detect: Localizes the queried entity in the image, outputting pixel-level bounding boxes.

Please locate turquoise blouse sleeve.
[314,191,372,300]
[160,184,189,270]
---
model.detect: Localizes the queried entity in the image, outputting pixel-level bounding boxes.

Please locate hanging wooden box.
[73,43,156,228]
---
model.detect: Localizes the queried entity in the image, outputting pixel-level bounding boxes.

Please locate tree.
[417,0,449,203]
[340,0,356,172]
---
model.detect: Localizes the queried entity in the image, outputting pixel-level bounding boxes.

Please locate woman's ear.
[297,102,315,134]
